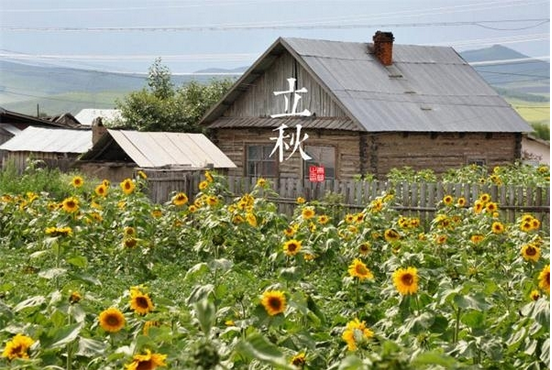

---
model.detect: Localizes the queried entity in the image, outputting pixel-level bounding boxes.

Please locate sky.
[0,0,549,74]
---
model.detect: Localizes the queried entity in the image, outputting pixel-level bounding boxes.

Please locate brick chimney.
[372,31,395,66]
[91,117,107,145]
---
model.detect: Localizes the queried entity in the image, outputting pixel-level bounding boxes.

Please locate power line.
[1,18,549,32]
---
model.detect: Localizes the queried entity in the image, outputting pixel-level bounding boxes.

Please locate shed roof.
[201,37,531,133]
[81,130,236,169]
[0,126,92,153]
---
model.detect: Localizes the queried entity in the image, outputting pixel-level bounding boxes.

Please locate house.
[522,134,550,165]
[77,127,236,182]
[200,33,533,180]
[0,126,92,172]
[75,108,122,126]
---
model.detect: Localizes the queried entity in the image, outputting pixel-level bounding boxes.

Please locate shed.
[200,33,533,180]
[0,126,92,172]
[77,129,236,182]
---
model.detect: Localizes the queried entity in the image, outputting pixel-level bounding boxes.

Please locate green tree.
[114,59,233,132]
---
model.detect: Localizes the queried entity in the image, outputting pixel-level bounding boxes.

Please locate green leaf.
[38,267,67,280]
[337,355,367,370]
[279,266,301,281]
[452,293,489,311]
[66,256,87,268]
[48,322,83,349]
[540,338,549,365]
[187,284,215,304]
[235,332,295,369]
[185,262,209,281]
[461,310,485,329]
[68,273,102,286]
[412,351,459,368]
[195,298,215,335]
[209,258,233,273]
[14,296,46,312]
[76,337,107,357]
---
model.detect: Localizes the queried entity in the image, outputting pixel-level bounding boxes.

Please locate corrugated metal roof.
[0,124,22,136]
[0,126,92,153]
[202,37,532,133]
[105,130,236,168]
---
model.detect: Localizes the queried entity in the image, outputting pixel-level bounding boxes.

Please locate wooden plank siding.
[224,52,347,118]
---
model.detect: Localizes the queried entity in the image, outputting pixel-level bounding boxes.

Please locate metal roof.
[201,37,532,133]
[0,126,92,153]
[86,130,236,168]
[208,117,361,131]
[75,109,122,126]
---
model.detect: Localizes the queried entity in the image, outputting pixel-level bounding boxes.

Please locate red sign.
[309,165,325,182]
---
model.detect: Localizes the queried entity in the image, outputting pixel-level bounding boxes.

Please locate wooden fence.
[144,170,550,228]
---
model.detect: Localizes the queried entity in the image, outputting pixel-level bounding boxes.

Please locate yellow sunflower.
[530,290,540,301]
[531,218,541,230]
[284,239,302,256]
[205,170,214,183]
[1,333,34,360]
[344,213,355,223]
[207,195,218,206]
[491,222,505,234]
[256,178,266,187]
[520,220,533,232]
[246,213,257,227]
[384,228,400,242]
[71,176,84,188]
[130,288,154,315]
[99,307,126,332]
[123,237,138,248]
[370,199,383,213]
[318,215,330,224]
[69,291,82,304]
[143,321,161,335]
[172,192,188,206]
[301,207,315,220]
[124,226,136,237]
[521,243,541,262]
[470,234,484,244]
[342,318,374,351]
[473,200,484,214]
[283,226,297,237]
[443,195,454,206]
[45,226,73,237]
[120,178,136,195]
[199,180,209,190]
[261,290,286,316]
[485,202,498,213]
[62,197,79,213]
[290,352,306,368]
[296,197,306,204]
[538,265,550,294]
[393,267,419,295]
[456,197,467,207]
[479,193,491,204]
[435,234,447,245]
[358,242,371,256]
[355,212,365,223]
[137,170,148,179]
[124,349,167,370]
[348,258,374,281]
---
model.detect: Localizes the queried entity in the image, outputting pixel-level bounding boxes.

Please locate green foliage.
[0,168,549,369]
[531,122,550,141]
[114,59,233,132]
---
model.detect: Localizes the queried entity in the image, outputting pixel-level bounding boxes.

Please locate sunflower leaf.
[76,337,107,357]
[38,267,67,280]
[235,332,295,370]
[195,298,215,335]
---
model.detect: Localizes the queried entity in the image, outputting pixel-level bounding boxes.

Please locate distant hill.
[0,45,548,116]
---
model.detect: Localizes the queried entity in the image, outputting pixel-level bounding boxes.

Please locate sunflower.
[456,197,467,207]
[384,228,400,242]
[125,349,167,370]
[45,226,72,237]
[99,307,126,332]
[435,234,447,244]
[69,291,82,304]
[485,202,498,213]
[348,259,374,281]
[120,179,136,195]
[410,218,421,228]
[290,352,306,368]
[199,180,209,190]
[530,290,540,301]
[491,222,505,234]
[1,333,34,360]
[137,170,147,179]
[123,237,138,248]
[443,195,454,206]
[232,214,244,224]
[538,265,550,294]
[355,212,365,223]
[256,178,266,187]
[284,239,302,256]
[520,220,533,232]
[358,242,371,256]
[130,288,154,315]
[296,197,306,204]
[261,290,286,316]
[318,215,330,224]
[246,213,257,227]
[531,218,541,230]
[62,197,79,213]
[393,267,419,295]
[284,226,296,237]
[124,226,136,237]
[470,234,484,244]
[207,196,218,206]
[342,319,374,351]
[479,193,491,204]
[188,205,198,213]
[344,213,355,223]
[301,207,315,220]
[172,192,188,206]
[143,321,161,335]
[71,176,84,188]
[521,243,541,262]
[151,209,163,218]
[473,200,484,214]
[370,199,383,212]
[205,170,214,183]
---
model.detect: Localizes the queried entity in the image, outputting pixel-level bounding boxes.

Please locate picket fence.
[143,170,550,228]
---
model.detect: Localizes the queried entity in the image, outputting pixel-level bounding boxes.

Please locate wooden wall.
[224,52,347,118]
[2,151,78,173]
[213,129,522,180]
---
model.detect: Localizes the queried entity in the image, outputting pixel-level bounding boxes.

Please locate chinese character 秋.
[269,124,312,162]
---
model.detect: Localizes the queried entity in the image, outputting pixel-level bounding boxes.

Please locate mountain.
[0,45,548,116]
[459,45,549,95]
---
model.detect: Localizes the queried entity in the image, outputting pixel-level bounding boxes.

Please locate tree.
[113,60,233,132]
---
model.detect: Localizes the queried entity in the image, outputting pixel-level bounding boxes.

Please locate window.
[303,146,336,179]
[246,145,277,177]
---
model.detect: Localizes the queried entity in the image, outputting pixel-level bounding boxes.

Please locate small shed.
[0,126,92,172]
[78,129,236,191]
[522,135,550,165]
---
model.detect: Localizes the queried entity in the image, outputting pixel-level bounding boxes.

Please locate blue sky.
[0,0,549,74]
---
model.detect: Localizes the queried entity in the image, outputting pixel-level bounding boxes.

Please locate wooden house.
[200,33,533,180]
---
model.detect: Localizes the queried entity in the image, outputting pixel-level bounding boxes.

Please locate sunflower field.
[0,166,549,370]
